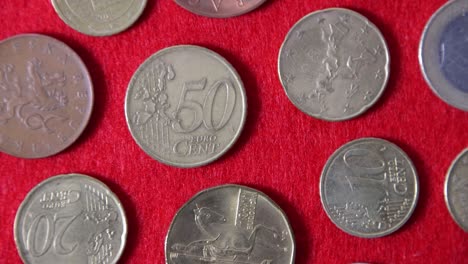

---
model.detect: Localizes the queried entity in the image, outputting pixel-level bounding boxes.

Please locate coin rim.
[319,137,419,238]
[124,45,247,168]
[164,183,295,264]
[0,33,94,159]
[419,0,468,111]
[278,8,390,121]
[13,173,128,264]
[174,0,268,18]
[444,148,468,232]
[51,0,147,36]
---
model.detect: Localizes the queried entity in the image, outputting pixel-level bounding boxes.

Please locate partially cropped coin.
[51,0,147,36]
[175,0,267,18]
[320,138,418,238]
[278,8,390,121]
[0,34,93,159]
[445,148,468,231]
[125,45,246,168]
[419,0,468,111]
[14,173,127,264]
[165,184,295,264]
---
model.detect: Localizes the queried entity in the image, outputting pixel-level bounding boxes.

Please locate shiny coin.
[175,0,267,18]
[444,148,468,231]
[51,0,147,36]
[125,45,246,168]
[419,0,468,111]
[320,138,418,238]
[0,34,93,159]
[165,184,295,264]
[278,8,390,121]
[14,173,127,264]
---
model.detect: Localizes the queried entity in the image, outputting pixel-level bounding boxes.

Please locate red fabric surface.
[1,0,467,263]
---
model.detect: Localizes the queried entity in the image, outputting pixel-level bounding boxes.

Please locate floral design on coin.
[0,34,93,158]
[125,45,246,168]
[14,174,127,264]
[320,138,419,238]
[278,8,389,121]
[51,0,147,36]
[419,0,468,111]
[165,185,295,264]
[175,0,267,18]
[445,149,468,231]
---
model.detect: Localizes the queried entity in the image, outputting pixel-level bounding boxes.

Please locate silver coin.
[320,138,419,238]
[125,45,247,168]
[14,173,127,264]
[419,0,468,111]
[278,8,390,121]
[51,0,147,36]
[444,148,468,231]
[174,0,267,18]
[165,184,295,264]
[0,34,93,159]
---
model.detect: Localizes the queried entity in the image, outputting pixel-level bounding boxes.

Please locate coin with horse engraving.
[165,184,295,264]
[0,34,93,159]
[278,8,390,121]
[320,138,419,238]
[125,45,246,168]
[51,0,147,36]
[175,0,267,18]
[14,173,127,264]
[445,148,468,231]
[419,0,468,111]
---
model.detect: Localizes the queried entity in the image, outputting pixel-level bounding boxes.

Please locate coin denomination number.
[26,212,81,257]
[172,78,236,133]
[343,148,387,188]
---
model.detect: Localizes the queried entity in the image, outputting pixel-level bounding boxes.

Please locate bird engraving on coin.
[279,8,389,121]
[165,185,295,264]
[320,138,418,238]
[445,149,468,231]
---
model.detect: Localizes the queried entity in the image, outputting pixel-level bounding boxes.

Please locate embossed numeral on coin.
[26,211,81,257]
[172,78,236,133]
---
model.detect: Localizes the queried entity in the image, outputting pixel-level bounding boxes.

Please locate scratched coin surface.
[419,0,468,111]
[445,149,468,231]
[320,138,419,238]
[14,173,127,264]
[51,0,147,36]
[278,8,390,121]
[125,45,246,168]
[175,0,267,18]
[0,34,93,159]
[165,184,295,264]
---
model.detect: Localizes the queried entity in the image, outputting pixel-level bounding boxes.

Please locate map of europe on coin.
[165,184,295,264]
[419,0,468,111]
[0,34,93,159]
[445,149,468,231]
[175,0,267,18]
[125,45,247,168]
[320,138,418,238]
[52,0,147,36]
[278,8,390,121]
[14,174,127,264]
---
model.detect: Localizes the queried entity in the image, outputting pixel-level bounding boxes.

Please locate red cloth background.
[1,0,467,263]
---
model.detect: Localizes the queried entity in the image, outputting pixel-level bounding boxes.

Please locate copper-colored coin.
[0,34,93,158]
[175,0,267,18]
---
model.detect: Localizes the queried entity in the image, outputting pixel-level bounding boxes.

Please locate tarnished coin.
[165,184,295,264]
[51,0,147,36]
[444,148,468,231]
[125,45,246,168]
[278,8,390,121]
[14,173,127,264]
[175,0,267,18]
[419,0,468,111]
[320,138,419,238]
[0,34,93,159]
